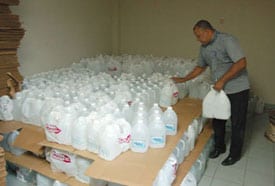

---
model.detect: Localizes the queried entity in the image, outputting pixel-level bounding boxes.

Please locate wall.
[11,0,114,76]
[118,0,275,104]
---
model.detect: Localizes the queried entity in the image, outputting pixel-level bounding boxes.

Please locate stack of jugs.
[180,171,197,186]
[181,132,190,158]
[153,153,178,186]
[173,138,185,164]
[186,124,196,152]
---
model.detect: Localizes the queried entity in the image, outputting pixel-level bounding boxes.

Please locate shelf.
[85,98,205,186]
[3,98,212,186]
[173,122,212,185]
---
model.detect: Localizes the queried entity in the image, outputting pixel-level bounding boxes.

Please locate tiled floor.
[199,113,275,186]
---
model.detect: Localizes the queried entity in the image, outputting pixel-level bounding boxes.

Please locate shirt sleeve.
[197,47,208,67]
[224,36,245,63]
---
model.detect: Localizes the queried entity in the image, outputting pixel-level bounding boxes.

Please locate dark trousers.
[212,89,249,158]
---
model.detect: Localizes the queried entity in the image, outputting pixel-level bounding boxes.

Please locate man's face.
[193,27,212,45]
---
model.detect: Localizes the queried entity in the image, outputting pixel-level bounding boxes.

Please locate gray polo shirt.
[197,31,250,94]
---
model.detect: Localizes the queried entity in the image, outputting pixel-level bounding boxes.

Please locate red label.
[118,134,131,144]
[173,92,179,97]
[46,124,61,134]
[52,150,71,163]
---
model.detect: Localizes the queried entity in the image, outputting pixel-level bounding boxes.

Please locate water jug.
[163,106,178,135]
[130,119,149,153]
[149,116,166,148]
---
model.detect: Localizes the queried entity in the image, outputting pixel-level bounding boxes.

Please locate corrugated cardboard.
[85,98,206,186]
[13,124,45,155]
[0,121,23,133]
[0,121,45,156]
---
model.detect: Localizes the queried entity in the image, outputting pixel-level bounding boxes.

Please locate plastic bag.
[202,87,231,120]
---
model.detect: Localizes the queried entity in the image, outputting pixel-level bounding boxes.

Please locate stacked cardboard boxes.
[0,0,24,96]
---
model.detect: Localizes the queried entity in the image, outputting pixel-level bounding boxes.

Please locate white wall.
[118,0,275,104]
[11,0,114,76]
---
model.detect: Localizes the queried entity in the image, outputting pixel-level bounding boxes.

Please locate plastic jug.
[159,79,179,107]
[98,123,122,161]
[163,106,178,135]
[76,156,93,183]
[71,115,89,150]
[130,119,149,153]
[0,95,13,121]
[149,116,166,148]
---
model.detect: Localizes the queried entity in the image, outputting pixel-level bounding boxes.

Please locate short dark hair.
[193,20,215,31]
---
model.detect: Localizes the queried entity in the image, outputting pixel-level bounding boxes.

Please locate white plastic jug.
[98,124,122,161]
[76,156,92,183]
[21,97,44,125]
[40,97,64,127]
[49,149,77,177]
[187,124,196,151]
[153,153,178,186]
[115,118,132,152]
[163,106,178,135]
[149,116,166,148]
[36,173,54,186]
[180,172,197,186]
[0,95,13,121]
[12,92,24,121]
[87,112,105,154]
[159,79,179,107]
[44,105,78,145]
[130,119,149,153]
[53,180,69,186]
[71,115,89,150]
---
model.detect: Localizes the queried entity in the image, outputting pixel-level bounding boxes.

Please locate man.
[172,20,250,166]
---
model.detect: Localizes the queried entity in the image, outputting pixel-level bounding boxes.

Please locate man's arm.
[214,57,247,91]
[172,66,206,83]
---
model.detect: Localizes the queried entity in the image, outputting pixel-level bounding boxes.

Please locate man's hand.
[171,66,206,84]
[213,80,225,91]
[213,57,247,92]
